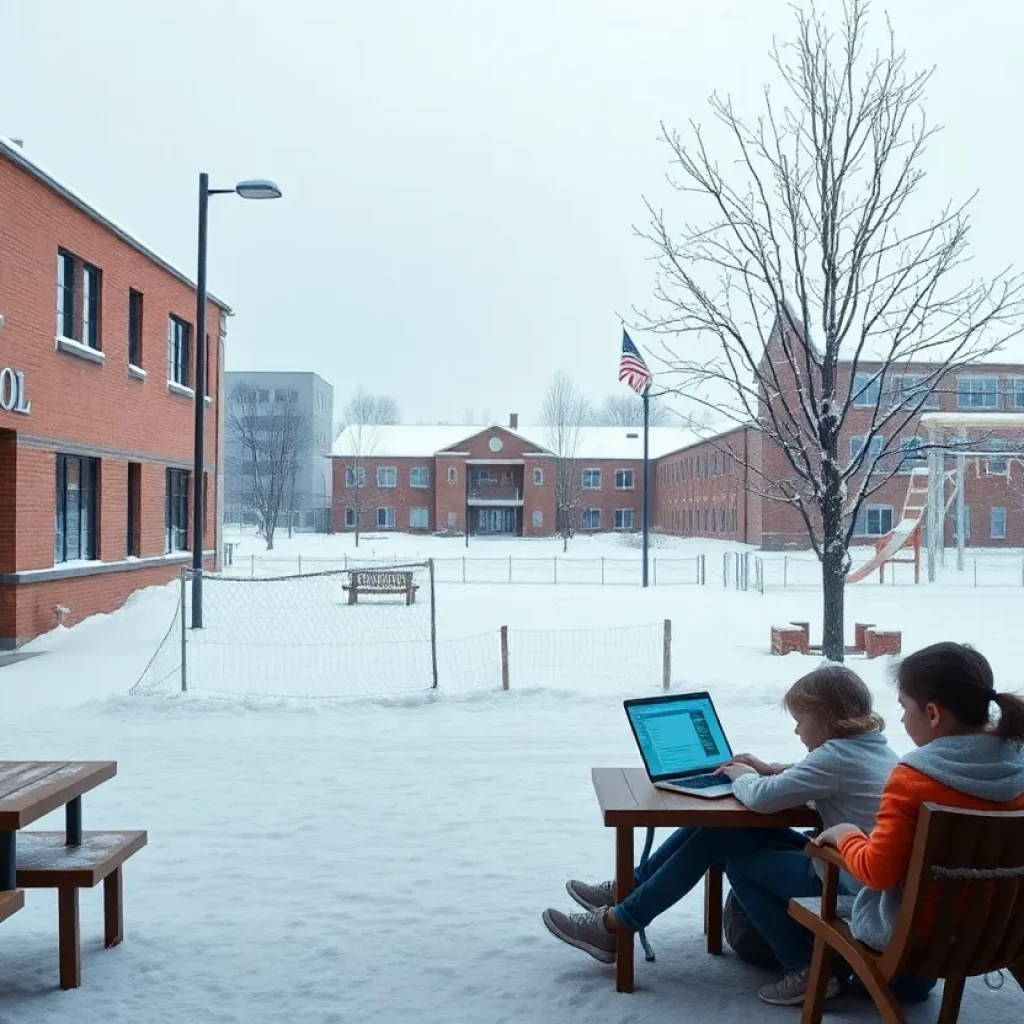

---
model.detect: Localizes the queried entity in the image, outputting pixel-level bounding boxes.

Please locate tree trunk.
[821,545,846,662]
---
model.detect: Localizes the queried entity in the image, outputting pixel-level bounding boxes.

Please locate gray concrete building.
[224,371,334,531]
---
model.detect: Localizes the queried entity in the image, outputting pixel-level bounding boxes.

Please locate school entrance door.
[475,508,517,535]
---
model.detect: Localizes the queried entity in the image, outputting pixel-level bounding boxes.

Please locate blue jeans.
[613,826,809,933]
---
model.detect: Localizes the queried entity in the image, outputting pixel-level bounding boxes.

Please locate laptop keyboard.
[674,774,728,789]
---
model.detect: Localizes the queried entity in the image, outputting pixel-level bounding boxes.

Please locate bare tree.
[638,0,1024,660]
[541,372,590,551]
[592,392,674,428]
[336,388,401,546]
[228,384,312,551]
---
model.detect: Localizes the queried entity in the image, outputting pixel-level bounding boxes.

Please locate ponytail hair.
[783,664,884,738]
[897,642,1024,745]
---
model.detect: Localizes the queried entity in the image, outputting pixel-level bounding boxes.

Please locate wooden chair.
[789,804,1024,1024]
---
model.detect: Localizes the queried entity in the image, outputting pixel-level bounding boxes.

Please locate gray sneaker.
[542,907,616,964]
[759,969,841,1006]
[566,878,616,913]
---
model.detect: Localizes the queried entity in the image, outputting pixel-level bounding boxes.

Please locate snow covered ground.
[1,535,1023,1022]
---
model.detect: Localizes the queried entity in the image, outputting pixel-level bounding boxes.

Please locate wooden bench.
[17,830,147,990]
[343,569,418,605]
[0,888,24,923]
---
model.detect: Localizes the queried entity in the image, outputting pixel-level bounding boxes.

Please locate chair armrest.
[803,843,846,921]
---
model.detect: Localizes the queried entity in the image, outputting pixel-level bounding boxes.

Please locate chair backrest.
[884,802,1024,980]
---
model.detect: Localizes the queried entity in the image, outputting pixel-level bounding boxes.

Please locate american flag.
[618,330,652,395]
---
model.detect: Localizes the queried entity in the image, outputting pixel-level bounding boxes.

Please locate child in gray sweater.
[542,665,897,1008]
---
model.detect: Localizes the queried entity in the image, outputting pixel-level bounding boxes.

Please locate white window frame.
[581,508,601,531]
[1013,378,1024,410]
[533,467,543,485]
[614,468,635,491]
[891,374,940,410]
[377,507,396,529]
[850,434,885,462]
[377,466,397,489]
[345,466,366,488]
[897,436,926,473]
[447,466,458,484]
[957,376,999,410]
[987,439,1009,475]
[409,507,429,529]
[855,505,895,537]
[581,468,602,491]
[410,466,430,489]
[852,372,881,408]
[531,509,543,528]
[344,507,357,528]
[614,508,635,531]
[991,506,1007,540]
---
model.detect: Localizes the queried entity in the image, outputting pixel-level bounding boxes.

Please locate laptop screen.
[626,694,731,778]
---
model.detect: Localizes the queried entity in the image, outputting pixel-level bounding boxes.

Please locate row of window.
[854,505,1008,539]
[343,465,638,491]
[340,507,638,531]
[54,456,200,563]
[254,388,299,404]
[662,507,739,534]
[852,372,1024,411]
[851,434,1014,474]
[658,451,734,487]
[346,466,432,489]
[580,509,635,530]
[57,248,208,393]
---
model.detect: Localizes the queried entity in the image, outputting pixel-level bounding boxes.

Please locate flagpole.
[642,385,650,588]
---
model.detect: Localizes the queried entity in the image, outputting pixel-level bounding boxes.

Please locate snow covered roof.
[0,137,231,312]
[331,423,715,460]
[919,412,1024,430]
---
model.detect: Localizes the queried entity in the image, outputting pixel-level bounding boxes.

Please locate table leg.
[705,866,723,955]
[66,797,82,847]
[0,831,14,891]
[615,825,634,994]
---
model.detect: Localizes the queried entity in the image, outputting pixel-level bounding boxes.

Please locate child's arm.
[729,745,839,814]
[831,766,921,890]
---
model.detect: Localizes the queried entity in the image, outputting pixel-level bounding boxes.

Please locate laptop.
[624,691,735,798]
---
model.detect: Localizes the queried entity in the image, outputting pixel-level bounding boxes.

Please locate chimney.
[9,139,23,149]
[509,413,519,430]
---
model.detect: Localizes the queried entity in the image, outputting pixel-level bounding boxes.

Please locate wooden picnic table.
[0,762,117,892]
[593,767,821,993]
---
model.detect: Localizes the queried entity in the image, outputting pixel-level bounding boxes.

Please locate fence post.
[297,554,302,576]
[180,568,187,693]
[662,619,672,691]
[344,553,348,570]
[700,553,706,585]
[974,559,978,588]
[723,552,728,587]
[783,556,788,588]
[653,558,658,586]
[429,560,439,690]
[554,558,558,585]
[500,625,510,691]
[601,556,605,585]
[250,553,255,578]
[462,556,466,583]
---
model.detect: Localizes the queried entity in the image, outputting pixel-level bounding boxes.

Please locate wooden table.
[594,767,821,993]
[0,762,117,891]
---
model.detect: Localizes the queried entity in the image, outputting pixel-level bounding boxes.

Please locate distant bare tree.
[593,393,673,428]
[345,388,401,427]
[638,0,1024,660]
[541,372,590,550]
[228,384,311,551]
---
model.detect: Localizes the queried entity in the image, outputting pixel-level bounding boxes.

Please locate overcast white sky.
[3,0,1022,425]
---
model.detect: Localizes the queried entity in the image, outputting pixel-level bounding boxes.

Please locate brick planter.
[865,630,903,659]
[770,621,901,658]
[771,623,810,656]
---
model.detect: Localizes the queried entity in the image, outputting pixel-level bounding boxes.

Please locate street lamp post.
[192,174,281,629]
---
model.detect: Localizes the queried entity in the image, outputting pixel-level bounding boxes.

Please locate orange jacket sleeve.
[838,765,922,890]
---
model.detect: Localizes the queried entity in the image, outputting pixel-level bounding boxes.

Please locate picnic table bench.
[0,761,147,989]
[344,568,419,605]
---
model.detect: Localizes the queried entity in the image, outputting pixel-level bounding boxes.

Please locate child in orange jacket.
[816,642,1024,960]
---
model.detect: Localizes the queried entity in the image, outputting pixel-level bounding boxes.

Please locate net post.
[662,619,671,691]
[462,556,466,584]
[653,558,657,587]
[508,555,512,584]
[554,557,558,585]
[298,554,302,576]
[601,556,605,585]
[783,555,788,588]
[429,559,439,690]
[500,625,510,691]
[180,567,187,692]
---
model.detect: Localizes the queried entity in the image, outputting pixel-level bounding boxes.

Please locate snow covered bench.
[0,888,24,924]
[343,569,419,605]
[16,830,147,989]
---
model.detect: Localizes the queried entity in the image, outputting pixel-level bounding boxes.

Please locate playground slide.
[846,514,921,583]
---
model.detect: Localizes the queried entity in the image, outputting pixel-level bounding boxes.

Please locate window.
[533,467,544,485]
[615,509,634,530]
[82,264,101,349]
[165,469,189,552]
[532,510,543,528]
[711,508,717,532]
[852,372,881,408]
[958,377,999,410]
[1014,379,1024,410]
[56,250,75,337]
[615,469,635,490]
[345,507,357,528]
[898,436,926,472]
[258,389,269,403]
[855,505,894,537]
[581,508,601,531]
[448,466,458,484]
[128,289,144,366]
[127,462,141,557]
[987,439,1009,475]
[377,507,396,529]
[410,466,430,488]
[447,511,457,528]
[892,374,939,410]
[471,469,492,486]
[724,453,732,473]
[991,507,1007,540]
[410,507,429,529]
[274,389,286,402]
[54,455,98,563]
[167,316,191,386]
[582,468,602,490]
[346,466,366,488]
[850,435,884,462]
